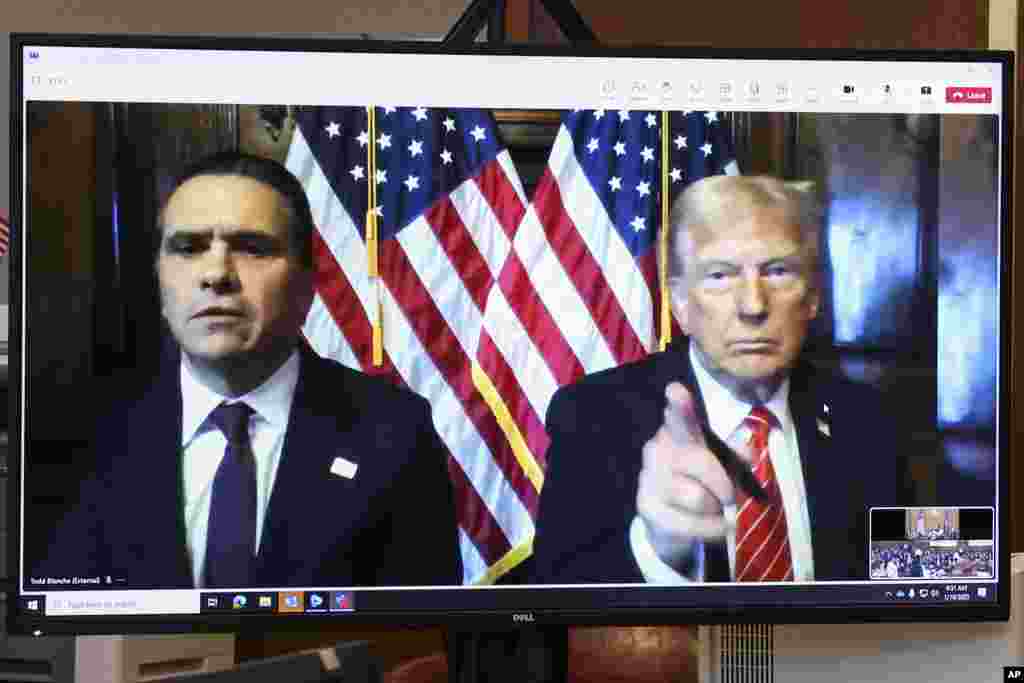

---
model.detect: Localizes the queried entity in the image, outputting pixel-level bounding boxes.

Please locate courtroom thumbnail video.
[869,507,994,580]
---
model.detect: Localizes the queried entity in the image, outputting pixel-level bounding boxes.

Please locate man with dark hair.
[532,175,913,584]
[34,151,462,589]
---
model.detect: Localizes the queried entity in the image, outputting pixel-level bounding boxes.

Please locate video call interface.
[14,46,1007,622]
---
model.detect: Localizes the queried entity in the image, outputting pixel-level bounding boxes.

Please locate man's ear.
[807,276,821,320]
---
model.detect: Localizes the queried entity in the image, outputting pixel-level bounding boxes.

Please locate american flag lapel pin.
[330,456,358,480]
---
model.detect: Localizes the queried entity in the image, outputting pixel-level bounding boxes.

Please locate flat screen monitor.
[8,35,1012,635]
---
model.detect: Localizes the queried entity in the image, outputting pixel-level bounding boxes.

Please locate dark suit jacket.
[531,339,913,584]
[32,342,462,589]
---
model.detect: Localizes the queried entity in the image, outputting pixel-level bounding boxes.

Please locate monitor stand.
[447,627,568,683]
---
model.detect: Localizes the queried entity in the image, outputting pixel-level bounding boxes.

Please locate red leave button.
[945,86,992,103]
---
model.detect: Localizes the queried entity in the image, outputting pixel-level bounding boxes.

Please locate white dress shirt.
[180,351,301,588]
[630,345,815,583]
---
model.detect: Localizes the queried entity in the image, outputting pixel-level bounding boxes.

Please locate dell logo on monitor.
[512,613,535,623]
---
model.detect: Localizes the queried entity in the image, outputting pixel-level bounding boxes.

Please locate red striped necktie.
[734,405,794,582]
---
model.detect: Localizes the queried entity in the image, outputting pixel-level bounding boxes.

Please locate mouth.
[728,339,779,352]
[192,306,245,320]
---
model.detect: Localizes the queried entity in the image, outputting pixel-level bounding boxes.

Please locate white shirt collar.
[180,350,302,446]
[688,343,792,440]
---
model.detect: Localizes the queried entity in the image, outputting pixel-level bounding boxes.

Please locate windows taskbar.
[16,582,997,618]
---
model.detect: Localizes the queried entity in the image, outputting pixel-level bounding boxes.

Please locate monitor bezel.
[8,33,1014,635]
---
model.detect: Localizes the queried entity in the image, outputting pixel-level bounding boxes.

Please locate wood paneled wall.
[509,0,987,48]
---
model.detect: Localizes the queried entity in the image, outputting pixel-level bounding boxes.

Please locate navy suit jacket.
[531,339,913,584]
[32,342,462,589]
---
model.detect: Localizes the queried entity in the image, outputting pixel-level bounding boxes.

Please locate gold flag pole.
[367,106,383,366]
[659,110,672,352]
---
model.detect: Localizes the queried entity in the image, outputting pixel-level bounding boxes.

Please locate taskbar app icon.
[306,591,328,613]
[330,591,355,612]
[278,591,304,614]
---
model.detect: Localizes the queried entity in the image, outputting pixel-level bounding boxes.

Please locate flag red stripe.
[423,198,493,313]
[475,157,526,239]
[446,453,512,566]
[378,239,540,518]
[476,329,551,471]
[497,251,584,387]
[531,169,648,366]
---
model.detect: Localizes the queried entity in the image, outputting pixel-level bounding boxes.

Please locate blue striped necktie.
[203,401,256,588]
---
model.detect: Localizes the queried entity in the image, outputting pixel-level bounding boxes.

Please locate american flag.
[286,105,736,584]
[490,108,739,433]
[0,208,9,257]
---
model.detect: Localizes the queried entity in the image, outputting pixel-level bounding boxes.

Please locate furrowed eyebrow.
[161,227,285,245]
[698,260,740,272]
[760,254,805,269]
[162,229,210,245]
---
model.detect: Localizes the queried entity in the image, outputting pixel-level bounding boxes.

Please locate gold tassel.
[366,209,378,277]
[372,294,383,367]
[659,110,672,352]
